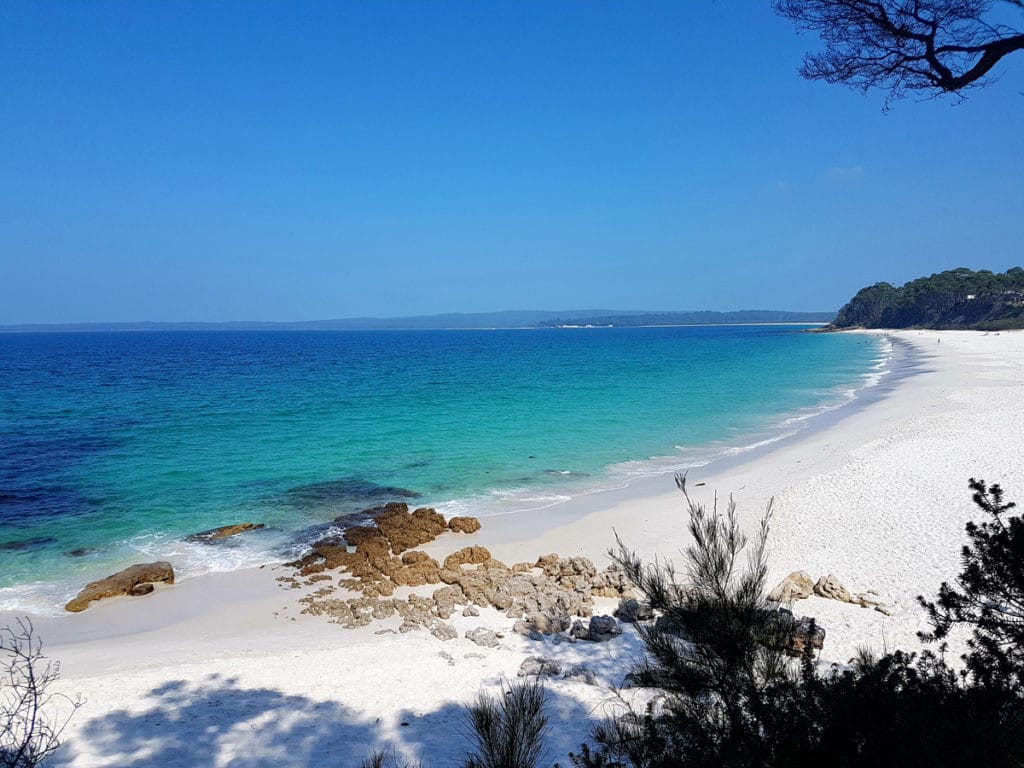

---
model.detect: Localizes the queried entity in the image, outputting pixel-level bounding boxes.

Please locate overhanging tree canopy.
[774,0,1024,104]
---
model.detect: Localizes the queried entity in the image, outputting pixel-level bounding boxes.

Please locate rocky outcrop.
[376,506,448,554]
[288,506,637,637]
[769,570,891,615]
[65,561,174,612]
[768,571,815,603]
[448,516,481,534]
[186,522,265,542]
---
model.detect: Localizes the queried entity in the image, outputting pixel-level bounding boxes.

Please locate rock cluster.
[65,561,174,612]
[767,571,892,616]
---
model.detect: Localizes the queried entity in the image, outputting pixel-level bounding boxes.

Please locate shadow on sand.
[51,662,627,767]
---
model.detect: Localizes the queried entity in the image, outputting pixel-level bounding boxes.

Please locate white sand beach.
[6,329,1024,767]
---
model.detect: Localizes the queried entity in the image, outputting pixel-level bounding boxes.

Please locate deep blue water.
[0,326,887,611]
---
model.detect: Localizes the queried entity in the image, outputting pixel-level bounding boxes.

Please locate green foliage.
[571,478,1024,768]
[919,478,1024,692]
[832,267,1024,329]
[463,680,549,768]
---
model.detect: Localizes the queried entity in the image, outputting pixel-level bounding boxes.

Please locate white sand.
[4,329,1023,767]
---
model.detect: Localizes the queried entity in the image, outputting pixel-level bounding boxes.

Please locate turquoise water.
[0,326,887,611]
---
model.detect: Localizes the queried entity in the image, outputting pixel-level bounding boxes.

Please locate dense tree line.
[831,267,1024,329]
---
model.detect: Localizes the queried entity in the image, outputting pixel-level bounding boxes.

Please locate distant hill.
[535,310,835,328]
[0,310,642,333]
[830,267,1024,331]
[0,308,832,333]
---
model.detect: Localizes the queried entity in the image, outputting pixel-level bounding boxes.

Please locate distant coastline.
[0,309,836,333]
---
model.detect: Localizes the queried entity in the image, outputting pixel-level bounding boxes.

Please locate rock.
[522,612,571,635]
[518,656,562,677]
[562,664,598,685]
[444,546,492,570]
[768,571,815,603]
[185,522,265,542]
[448,516,482,534]
[614,598,654,622]
[512,620,544,641]
[569,619,589,641]
[342,525,382,546]
[851,591,892,615]
[814,574,852,603]
[465,627,500,648]
[433,586,463,619]
[376,505,448,554]
[127,582,154,597]
[462,605,480,617]
[402,550,432,565]
[399,620,422,633]
[65,561,175,612]
[788,616,826,657]
[511,562,533,574]
[430,622,458,641]
[587,615,622,642]
[65,548,97,558]
[591,563,634,598]
[535,553,559,569]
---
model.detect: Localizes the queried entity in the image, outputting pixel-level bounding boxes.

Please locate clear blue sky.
[1,1,1021,323]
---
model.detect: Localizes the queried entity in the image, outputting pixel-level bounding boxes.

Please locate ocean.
[0,325,889,612]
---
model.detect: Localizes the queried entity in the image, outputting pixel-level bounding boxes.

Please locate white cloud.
[829,165,865,181]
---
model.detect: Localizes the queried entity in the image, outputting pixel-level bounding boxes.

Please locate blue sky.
[1,1,1021,323]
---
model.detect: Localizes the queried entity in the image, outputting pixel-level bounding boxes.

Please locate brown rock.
[768,571,815,603]
[448,516,481,534]
[186,522,265,542]
[65,561,175,612]
[343,525,382,546]
[375,505,448,554]
[814,574,853,603]
[443,546,492,570]
[535,553,559,569]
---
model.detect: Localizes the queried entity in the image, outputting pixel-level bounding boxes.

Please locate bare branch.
[774,0,1024,104]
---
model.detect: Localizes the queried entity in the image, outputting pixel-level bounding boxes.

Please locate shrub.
[463,679,548,768]
[1,619,81,768]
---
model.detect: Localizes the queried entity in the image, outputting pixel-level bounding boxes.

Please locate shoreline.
[4,329,1023,766]
[0,326,887,615]
[0,331,925,650]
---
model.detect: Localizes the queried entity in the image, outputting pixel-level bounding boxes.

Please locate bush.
[463,679,548,768]
[571,476,1024,768]
[1,619,81,768]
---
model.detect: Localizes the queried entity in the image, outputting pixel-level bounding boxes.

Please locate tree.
[919,478,1024,691]
[774,0,1024,104]
[571,475,800,768]
[1,620,81,768]
[571,476,1024,767]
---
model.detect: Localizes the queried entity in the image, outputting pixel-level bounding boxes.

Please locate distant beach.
[2,329,1021,766]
